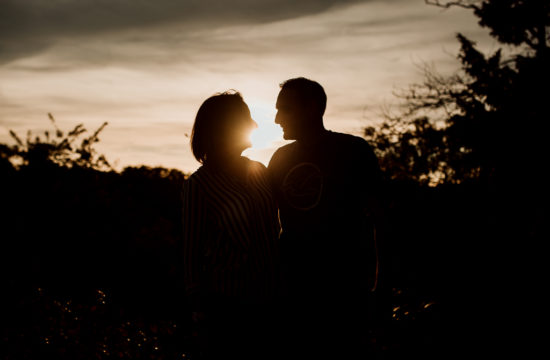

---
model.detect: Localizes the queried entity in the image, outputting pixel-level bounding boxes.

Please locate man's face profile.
[275,88,305,140]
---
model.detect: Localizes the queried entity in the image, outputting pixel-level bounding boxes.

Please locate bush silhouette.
[1,117,188,359]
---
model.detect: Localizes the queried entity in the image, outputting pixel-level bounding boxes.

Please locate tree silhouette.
[1,116,190,359]
[364,2,548,354]
[6,113,111,171]
[365,0,549,186]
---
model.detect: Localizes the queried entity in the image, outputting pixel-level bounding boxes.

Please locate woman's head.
[191,91,257,164]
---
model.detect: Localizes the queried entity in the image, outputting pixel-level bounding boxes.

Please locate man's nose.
[274,112,281,124]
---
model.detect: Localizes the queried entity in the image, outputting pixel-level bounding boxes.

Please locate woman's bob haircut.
[191,91,250,164]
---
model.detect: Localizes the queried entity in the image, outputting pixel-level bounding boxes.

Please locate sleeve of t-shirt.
[267,149,282,199]
[357,140,383,215]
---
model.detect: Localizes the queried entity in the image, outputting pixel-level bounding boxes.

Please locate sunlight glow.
[242,101,287,166]
[248,102,282,150]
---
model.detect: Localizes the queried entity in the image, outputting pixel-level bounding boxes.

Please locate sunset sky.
[0,0,494,173]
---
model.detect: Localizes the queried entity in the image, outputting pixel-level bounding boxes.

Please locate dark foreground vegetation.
[0,128,475,359]
[1,0,547,358]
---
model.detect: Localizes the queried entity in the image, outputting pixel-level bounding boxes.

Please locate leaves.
[9,130,24,147]
[365,0,549,186]
[3,114,112,171]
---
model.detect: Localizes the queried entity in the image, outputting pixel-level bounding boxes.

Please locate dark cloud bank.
[0,0,368,64]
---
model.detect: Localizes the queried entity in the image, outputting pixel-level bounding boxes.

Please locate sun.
[242,101,287,165]
[249,103,282,149]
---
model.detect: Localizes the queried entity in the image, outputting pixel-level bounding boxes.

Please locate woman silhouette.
[182,91,280,360]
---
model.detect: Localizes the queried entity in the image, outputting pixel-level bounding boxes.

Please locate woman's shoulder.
[244,157,267,169]
[185,166,210,187]
[243,157,269,175]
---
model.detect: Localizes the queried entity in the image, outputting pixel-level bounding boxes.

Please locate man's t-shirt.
[268,130,381,299]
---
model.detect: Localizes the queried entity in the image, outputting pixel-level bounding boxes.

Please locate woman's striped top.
[182,157,280,304]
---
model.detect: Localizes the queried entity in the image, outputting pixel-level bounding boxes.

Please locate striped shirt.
[182,158,280,304]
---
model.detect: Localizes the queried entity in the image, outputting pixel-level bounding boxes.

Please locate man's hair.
[191,91,247,164]
[280,77,327,116]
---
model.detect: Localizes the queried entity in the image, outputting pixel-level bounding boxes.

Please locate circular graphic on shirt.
[282,162,324,210]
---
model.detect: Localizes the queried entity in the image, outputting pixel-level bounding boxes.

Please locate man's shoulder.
[326,131,376,159]
[268,141,297,166]
[272,141,298,156]
[328,130,371,148]
[328,131,380,172]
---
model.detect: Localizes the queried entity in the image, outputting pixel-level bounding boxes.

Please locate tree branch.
[425,0,480,10]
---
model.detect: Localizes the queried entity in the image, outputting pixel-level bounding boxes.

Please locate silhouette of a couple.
[182,77,383,360]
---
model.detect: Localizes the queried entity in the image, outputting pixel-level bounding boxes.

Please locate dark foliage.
[367,0,549,187]
[365,1,548,354]
[0,117,452,359]
[6,1,546,355]
[1,120,189,359]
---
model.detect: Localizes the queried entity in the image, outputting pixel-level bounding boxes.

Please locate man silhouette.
[268,77,383,359]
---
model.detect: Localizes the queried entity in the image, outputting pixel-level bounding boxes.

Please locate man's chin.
[282,131,295,140]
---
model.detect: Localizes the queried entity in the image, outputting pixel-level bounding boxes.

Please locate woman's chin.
[236,143,252,155]
[240,139,253,150]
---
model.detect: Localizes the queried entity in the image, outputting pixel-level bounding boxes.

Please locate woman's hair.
[191,91,249,164]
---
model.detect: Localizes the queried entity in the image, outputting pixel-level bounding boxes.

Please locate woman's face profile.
[222,105,257,154]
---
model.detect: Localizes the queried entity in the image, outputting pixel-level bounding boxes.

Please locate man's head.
[275,77,327,140]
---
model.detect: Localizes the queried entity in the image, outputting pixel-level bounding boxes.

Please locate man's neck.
[297,125,328,144]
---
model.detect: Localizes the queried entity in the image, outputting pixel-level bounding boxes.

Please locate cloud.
[0,0,493,172]
[0,0,366,64]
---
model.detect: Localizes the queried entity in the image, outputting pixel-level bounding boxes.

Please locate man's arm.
[359,140,385,292]
[358,140,394,326]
